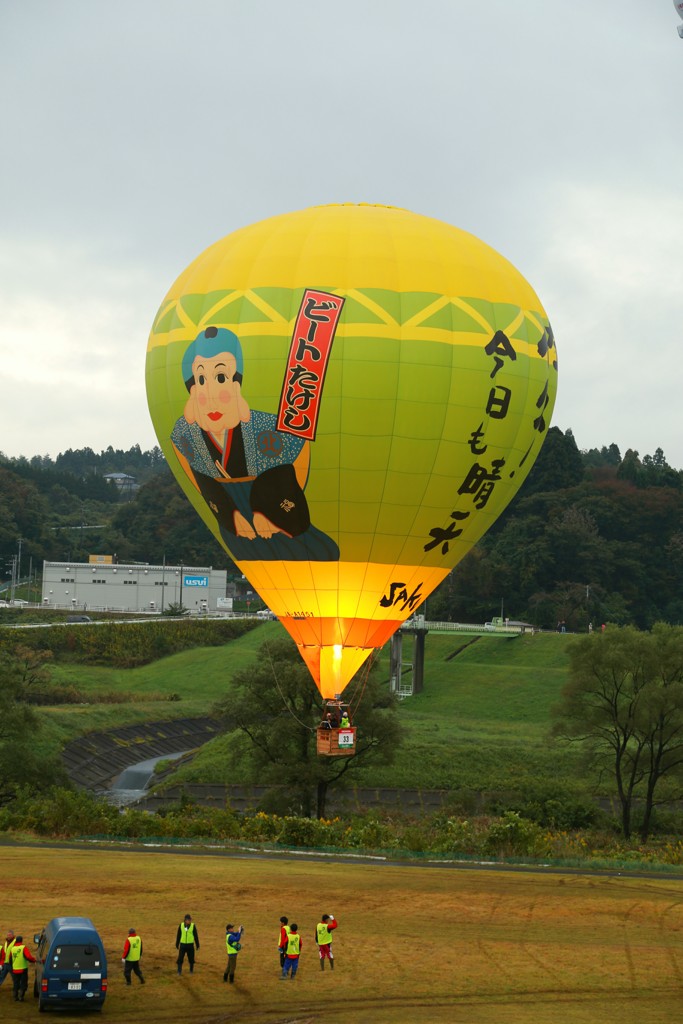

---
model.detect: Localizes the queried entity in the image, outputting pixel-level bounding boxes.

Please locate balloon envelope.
[146,204,557,697]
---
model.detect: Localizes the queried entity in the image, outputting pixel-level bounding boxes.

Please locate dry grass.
[1,843,682,1023]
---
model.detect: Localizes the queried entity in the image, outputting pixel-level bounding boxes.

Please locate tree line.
[429,429,683,630]
[2,430,683,627]
[0,446,221,573]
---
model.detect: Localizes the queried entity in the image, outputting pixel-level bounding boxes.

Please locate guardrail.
[401,620,527,634]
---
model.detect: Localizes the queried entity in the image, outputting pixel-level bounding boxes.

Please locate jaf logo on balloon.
[146,204,557,699]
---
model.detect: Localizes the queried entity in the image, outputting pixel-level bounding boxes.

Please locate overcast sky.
[2,1,682,468]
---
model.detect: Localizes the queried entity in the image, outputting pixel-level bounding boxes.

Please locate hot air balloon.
[146,204,557,751]
[675,0,683,37]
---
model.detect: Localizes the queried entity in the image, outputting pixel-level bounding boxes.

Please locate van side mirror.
[34,933,42,944]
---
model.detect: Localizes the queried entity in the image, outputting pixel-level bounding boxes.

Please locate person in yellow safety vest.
[121,928,145,985]
[175,914,200,975]
[0,930,16,987]
[278,916,290,968]
[315,913,338,970]
[223,923,244,984]
[340,711,350,728]
[10,935,36,1002]
[280,923,302,980]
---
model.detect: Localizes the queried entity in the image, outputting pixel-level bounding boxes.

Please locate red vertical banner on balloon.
[276,288,344,441]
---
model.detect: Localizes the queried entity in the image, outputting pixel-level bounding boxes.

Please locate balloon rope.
[349,652,375,720]
[265,643,317,732]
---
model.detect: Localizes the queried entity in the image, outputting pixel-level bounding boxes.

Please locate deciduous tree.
[213,637,403,818]
[0,644,53,699]
[552,624,683,839]
[0,653,67,804]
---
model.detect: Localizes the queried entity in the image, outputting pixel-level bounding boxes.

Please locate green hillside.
[352,631,582,795]
[47,623,583,801]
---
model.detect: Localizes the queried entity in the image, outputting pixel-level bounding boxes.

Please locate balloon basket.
[316,726,357,757]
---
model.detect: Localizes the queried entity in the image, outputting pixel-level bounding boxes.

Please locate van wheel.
[38,998,46,1012]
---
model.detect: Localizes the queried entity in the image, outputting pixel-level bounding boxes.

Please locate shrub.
[1,618,259,668]
[240,811,281,842]
[24,685,87,705]
[11,788,117,837]
[277,816,328,847]
[344,815,397,850]
[117,808,158,838]
[484,811,549,858]
[399,823,431,852]
[431,817,478,854]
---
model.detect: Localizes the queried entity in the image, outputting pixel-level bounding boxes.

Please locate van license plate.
[68,983,82,990]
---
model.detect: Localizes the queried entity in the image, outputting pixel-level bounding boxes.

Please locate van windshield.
[50,945,102,970]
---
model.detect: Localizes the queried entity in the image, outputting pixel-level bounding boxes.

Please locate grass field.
[1,843,682,1024]
[42,625,587,796]
[131,628,585,796]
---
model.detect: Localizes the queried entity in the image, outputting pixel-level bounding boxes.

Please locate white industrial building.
[42,560,229,614]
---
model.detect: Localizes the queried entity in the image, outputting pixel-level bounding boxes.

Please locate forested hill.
[428,430,683,631]
[2,431,682,629]
[0,444,226,573]
[9,444,167,483]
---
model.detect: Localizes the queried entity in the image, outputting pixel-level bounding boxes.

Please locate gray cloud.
[2,0,682,465]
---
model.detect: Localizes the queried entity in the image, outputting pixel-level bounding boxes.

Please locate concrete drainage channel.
[107,751,194,806]
[61,717,222,804]
[62,718,464,817]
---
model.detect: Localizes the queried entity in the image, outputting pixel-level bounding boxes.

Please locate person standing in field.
[176,914,200,974]
[0,930,16,987]
[122,927,145,985]
[223,924,243,984]
[315,913,337,970]
[278,916,290,969]
[10,935,36,1002]
[280,923,301,980]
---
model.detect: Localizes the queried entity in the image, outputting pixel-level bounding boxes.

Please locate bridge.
[401,617,533,637]
[391,617,535,699]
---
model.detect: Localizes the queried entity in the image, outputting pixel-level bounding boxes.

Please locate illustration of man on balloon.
[171,325,339,562]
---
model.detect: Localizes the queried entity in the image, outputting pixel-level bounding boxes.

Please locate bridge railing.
[401,620,526,634]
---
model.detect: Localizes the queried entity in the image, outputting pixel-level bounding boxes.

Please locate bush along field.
[3,790,683,874]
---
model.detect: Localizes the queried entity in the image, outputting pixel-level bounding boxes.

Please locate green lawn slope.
[352,631,582,795]
[41,623,583,800]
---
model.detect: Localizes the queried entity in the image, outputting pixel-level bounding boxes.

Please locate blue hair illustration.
[182,326,244,391]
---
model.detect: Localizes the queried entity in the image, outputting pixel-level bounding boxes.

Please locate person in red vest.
[10,935,36,1002]
[121,927,145,985]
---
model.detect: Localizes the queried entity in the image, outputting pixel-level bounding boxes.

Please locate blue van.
[33,917,107,1012]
